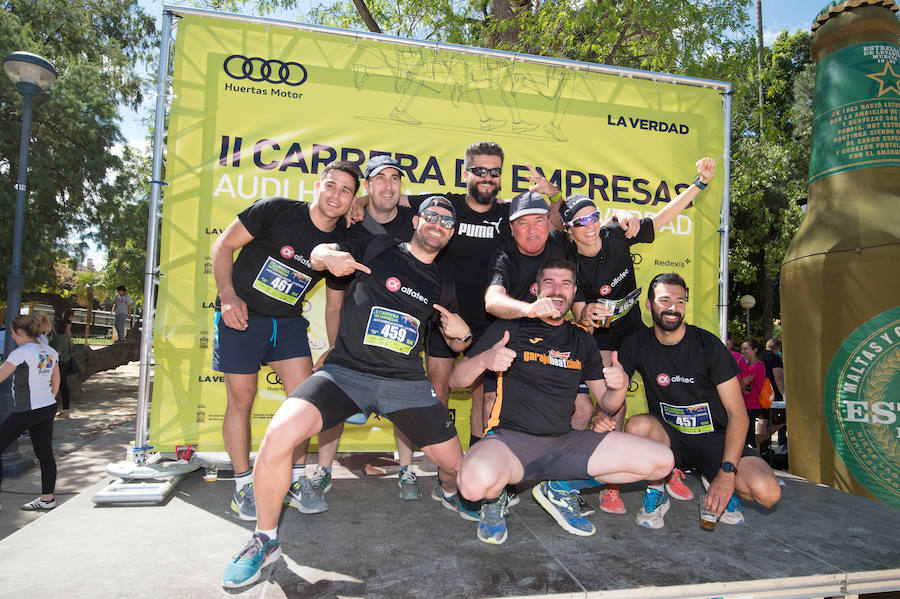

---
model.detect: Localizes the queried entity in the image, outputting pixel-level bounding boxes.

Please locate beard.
[651,307,684,331]
[413,226,449,253]
[544,294,573,319]
[467,178,500,205]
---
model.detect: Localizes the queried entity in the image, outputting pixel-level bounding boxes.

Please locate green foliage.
[0,0,157,302]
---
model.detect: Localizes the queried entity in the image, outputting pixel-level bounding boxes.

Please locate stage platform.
[0,456,897,599]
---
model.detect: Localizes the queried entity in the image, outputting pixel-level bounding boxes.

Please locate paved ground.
[1,362,899,598]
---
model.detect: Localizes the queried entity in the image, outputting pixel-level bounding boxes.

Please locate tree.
[71,269,104,342]
[0,1,157,302]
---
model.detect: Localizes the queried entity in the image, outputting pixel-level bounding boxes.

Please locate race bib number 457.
[363,306,420,355]
[660,402,714,434]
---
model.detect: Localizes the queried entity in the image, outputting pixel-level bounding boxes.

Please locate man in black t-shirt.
[210,161,359,522]
[343,155,423,499]
[451,258,674,544]
[356,141,563,445]
[615,273,781,530]
[222,197,477,589]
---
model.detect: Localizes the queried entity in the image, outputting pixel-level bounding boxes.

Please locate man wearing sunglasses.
[354,141,562,448]
[223,196,478,589]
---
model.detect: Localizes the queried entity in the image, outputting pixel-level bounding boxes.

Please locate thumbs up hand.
[481,330,516,373]
[602,351,627,390]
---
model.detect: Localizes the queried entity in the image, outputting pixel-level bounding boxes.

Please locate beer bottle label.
[809,41,900,183]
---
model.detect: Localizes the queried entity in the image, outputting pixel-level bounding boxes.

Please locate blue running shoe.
[478,496,508,544]
[431,481,480,521]
[398,467,421,500]
[719,493,745,525]
[532,482,596,536]
[634,487,669,529]
[222,533,281,589]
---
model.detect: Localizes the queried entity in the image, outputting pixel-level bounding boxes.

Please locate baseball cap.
[417,195,456,219]
[561,195,597,225]
[509,191,549,221]
[364,155,404,179]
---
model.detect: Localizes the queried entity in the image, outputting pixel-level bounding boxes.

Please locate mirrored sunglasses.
[421,210,455,229]
[568,211,601,227]
[466,166,502,178]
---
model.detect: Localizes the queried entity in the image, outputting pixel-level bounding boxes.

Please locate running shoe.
[665,468,694,501]
[719,493,745,525]
[309,465,333,493]
[634,488,669,529]
[398,467,421,500]
[477,497,508,545]
[21,497,56,511]
[284,476,327,514]
[574,491,596,516]
[598,484,626,514]
[532,482,596,536]
[222,533,281,589]
[431,481,480,521]
[231,483,257,521]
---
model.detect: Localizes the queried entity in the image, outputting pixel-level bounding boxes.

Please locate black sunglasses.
[466,166,502,178]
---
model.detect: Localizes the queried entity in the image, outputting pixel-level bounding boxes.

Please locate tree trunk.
[351,0,382,33]
[84,293,93,342]
[487,0,522,48]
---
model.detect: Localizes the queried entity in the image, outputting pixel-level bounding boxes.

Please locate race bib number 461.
[363,306,420,355]
[252,256,311,305]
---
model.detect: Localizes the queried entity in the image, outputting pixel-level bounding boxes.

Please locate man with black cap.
[223,195,478,589]
[354,142,562,447]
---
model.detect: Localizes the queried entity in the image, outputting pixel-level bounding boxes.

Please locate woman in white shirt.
[0,313,60,511]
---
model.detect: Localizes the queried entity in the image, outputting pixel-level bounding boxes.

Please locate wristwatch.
[692,175,708,190]
[721,461,738,475]
[458,331,473,343]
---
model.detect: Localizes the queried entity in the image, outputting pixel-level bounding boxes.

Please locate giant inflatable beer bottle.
[781,0,900,507]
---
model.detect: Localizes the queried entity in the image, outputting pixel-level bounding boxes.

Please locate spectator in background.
[112,285,133,343]
[739,339,767,451]
[762,338,786,455]
[50,319,73,419]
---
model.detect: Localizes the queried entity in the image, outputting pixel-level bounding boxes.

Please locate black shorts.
[657,415,759,481]
[483,428,610,481]
[291,365,458,448]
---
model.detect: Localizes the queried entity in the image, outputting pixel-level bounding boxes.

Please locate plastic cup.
[699,494,717,531]
[594,299,615,328]
[203,463,219,482]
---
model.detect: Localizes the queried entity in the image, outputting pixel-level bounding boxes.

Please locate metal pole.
[133,9,174,466]
[0,86,40,475]
[719,87,733,340]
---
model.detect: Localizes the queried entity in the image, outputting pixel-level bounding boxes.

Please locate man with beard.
[450,258,675,544]
[615,273,781,530]
[365,141,563,445]
[223,196,477,589]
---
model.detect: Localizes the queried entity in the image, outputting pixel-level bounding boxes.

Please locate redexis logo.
[223,55,308,87]
[824,306,900,508]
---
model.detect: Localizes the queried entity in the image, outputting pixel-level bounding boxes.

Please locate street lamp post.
[739,294,756,339]
[1,51,58,476]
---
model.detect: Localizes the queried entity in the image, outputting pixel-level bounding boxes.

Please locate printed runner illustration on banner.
[149,10,727,453]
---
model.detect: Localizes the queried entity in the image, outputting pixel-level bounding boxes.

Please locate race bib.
[659,402,714,434]
[251,256,311,305]
[363,306,420,355]
[608,287,642,323]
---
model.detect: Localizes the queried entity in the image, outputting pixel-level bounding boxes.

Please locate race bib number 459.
[363,306,420,355]
[252,256,311,305]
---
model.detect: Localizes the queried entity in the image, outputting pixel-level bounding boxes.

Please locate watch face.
[721,462,736,473]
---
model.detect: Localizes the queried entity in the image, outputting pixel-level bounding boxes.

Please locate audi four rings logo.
[223,55,308,86]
